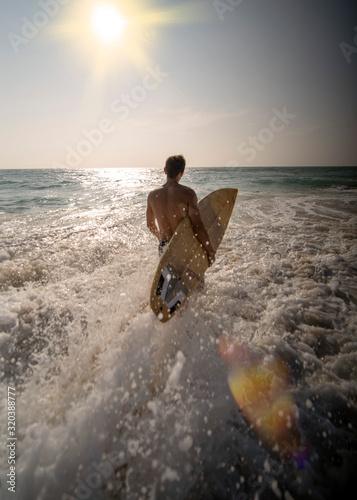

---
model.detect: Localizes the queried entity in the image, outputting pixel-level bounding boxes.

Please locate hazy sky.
[1,0,356,168]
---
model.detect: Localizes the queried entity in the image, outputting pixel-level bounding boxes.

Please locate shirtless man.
[146,155,216,265]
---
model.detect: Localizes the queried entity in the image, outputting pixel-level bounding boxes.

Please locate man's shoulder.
[148,183,196,201]
[178,184,196,198]
[148,186,164,197]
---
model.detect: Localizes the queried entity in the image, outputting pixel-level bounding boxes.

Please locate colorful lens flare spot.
[218,335,309,467]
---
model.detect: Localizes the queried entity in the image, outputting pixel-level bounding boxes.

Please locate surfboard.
[150,188,238,322]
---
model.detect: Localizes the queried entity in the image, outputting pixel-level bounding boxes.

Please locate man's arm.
[146,196,160,241]
[188,192,216,266]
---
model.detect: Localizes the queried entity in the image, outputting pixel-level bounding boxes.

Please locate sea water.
[0,167,356,499]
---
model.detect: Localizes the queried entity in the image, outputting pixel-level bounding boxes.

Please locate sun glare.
[51,0,215,83]
[91,3,128,43]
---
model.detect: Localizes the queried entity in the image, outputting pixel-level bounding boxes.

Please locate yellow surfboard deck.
[150,188,238,322]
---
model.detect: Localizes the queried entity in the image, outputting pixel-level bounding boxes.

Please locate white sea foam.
[0,169,356,499]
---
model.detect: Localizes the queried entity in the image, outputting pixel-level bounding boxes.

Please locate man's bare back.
[147,183,196,241]
[147,155,215,265]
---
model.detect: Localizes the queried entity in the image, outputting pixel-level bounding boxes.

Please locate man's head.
[165,155,186,179]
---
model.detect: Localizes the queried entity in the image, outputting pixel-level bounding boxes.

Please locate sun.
[51,0,214,74]
[90,3,128,44]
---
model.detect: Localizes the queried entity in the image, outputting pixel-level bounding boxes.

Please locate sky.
[1,0,357,168]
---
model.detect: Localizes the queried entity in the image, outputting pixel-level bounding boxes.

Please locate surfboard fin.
[156,265,188,315]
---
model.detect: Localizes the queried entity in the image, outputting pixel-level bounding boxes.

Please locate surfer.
[146,155,216,265]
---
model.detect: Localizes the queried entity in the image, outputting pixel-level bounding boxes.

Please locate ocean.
[0,166,356,500]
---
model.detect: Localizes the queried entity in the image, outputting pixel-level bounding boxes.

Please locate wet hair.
[165,155,186,178]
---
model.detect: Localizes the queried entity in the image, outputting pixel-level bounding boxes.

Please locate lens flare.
[218,335,309,467]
